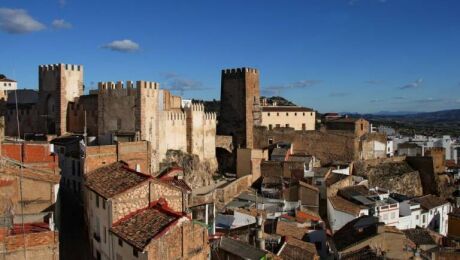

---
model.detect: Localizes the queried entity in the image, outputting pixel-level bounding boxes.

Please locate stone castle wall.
[185,103,217,161]
[254,126,358,165]
[67,94,98,136]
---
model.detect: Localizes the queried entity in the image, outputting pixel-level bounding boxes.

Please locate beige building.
[0,74,17,97]
[261,106,316,131]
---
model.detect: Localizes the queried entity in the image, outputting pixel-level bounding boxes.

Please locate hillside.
[363,109,460,136]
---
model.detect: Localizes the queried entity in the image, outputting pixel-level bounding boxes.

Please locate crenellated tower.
[38,64,83,135]
[185,103,217,160]
[218,67,260,149]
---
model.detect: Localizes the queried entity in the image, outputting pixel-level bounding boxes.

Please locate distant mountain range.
[341,109,460,122]
[366,109,460,122]
[345,109,460,136]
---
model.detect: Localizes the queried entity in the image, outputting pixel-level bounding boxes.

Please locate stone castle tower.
[218,68,260,149]
[38,64,83,135]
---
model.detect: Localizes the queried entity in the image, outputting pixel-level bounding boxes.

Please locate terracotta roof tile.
[160,177,191,192]
[110,200,186,250]
[278,236,317,259]
[85,162,151,199]
[411,195,447,211]
[328,196,365,215]
[403,228,436,246]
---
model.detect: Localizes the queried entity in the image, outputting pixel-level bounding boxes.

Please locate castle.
[3,64,217,172]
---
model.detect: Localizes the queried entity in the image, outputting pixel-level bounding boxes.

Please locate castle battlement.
[190,102,205,112]
[39,64,82,72]
[164,111,186,121]
[98,80,160,91]
[204,112,217,121]
[222,67,258,75]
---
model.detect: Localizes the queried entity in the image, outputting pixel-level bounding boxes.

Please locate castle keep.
[218,68,260,149]
[39,64,84,135]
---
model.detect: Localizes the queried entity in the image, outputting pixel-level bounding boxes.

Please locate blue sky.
[1,0,459,113]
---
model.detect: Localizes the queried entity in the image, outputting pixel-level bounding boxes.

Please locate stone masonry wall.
[149,180,183,212]
[215,175,252,209]
[254,126,358,165]
[111,182,150,222]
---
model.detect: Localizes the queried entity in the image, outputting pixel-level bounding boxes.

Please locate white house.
[0,74,17,96]
[327,185,451,234]
[411,195,452,236]
[327,196,369,232]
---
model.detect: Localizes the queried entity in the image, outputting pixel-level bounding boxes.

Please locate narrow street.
[59,190,91,260]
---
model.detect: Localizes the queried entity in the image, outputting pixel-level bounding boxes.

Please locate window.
[268,124,272,130]
[302,124,306,130]
[118,238,123,247]
[276,124,280,128]
[104,227,107,243]
[268,138,273,145]
[294,112,297,116]
[416,215,419,220]
[267,113,270,116]
[422,215,426,223]
[72,161,76,176]
[133,248,139,257]
[361,123,364,131]
[310,112,313,116]
[286,124,289,128]
[286,112,289,116]
[96,195,99,208]
[103,199,106,209]
[277,113,279,116]
[303,112,305,116]
[77,162,81,176]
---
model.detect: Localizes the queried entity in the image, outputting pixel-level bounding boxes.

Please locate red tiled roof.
[411,195,447,211]
[278,236,317,259]
[85,161,151,199]
[158,166,184,179]
[160,177,191,192]
[111,199,187,250]
[328,196,365,215]
[1,230,58,252]
[296,210,321,222]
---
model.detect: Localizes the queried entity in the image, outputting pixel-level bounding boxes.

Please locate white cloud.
[52,19,72,29]
[400,78,423,89]
[102,39,140,52]
[0,8,45,34]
